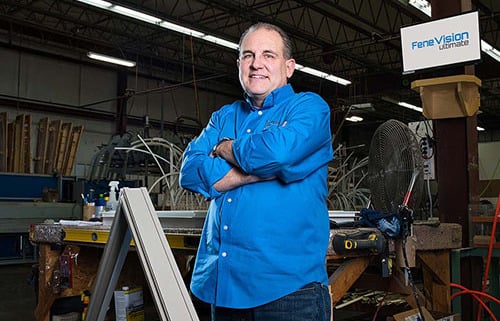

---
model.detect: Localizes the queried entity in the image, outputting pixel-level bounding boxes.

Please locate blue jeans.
[212,282,331,321]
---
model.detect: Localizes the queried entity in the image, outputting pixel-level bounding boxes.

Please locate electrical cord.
[371,291,389,321]
[426,178,433,218]
[399,205,426,321]
[402,237,426,321]
[450,283,498,321]
[476,193,500,321]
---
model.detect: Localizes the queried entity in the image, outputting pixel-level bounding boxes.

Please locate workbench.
[30,223,202,321]
[30,220,462,321]
[327,222,462,318]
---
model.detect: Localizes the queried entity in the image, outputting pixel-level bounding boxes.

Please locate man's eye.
[242,54,253,60]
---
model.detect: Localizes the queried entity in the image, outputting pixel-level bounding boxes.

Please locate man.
[179,22,333,321]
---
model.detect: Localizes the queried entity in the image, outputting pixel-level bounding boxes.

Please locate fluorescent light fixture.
[346,115,363,122]
[87,51,136,67]
[77,0,351,85]
[201,35,240,50]
[382,96,423,112]
[481,40,500,62]
[398,101,423,112]
[409,1,500,62]
[159,21,205,38]
[351,103,373,109]
[113,5,162,24]
[352,103,372,108]
[477,126,485,131]
[409,0,431,17]
[295,64,351,85]
[77,0,112,9]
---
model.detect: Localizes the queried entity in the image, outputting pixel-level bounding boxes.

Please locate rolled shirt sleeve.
[179,111,233,199]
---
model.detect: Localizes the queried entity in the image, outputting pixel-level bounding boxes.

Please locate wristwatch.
[211,137,232,157]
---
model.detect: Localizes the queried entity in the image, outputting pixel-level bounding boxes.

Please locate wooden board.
[63,125,83,175]
[7,122,14,172]
[34,117,49,174]
[44,119,61,174]
[13,115,24,172]
[54,122,72,175]
[328,256,370,304]
[22,114,32,173]
[0,112,7,172]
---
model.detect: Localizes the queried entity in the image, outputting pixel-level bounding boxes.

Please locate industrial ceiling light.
[481,40,500,62]
[295,64,351,85]
[382,96,423,112]
[346,116,363,122]
[87,51,136,67]
[409,0,431,16]
[397,101,423,112]
[351,103,373,109]
[409,0,500,62]
[76,0,351,85]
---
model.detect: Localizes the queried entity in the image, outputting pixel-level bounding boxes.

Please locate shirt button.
[223,225,229,230]
[221,252,227,257]
[246,128,251,133]
[227,198,232,203]
[258,110,263,115]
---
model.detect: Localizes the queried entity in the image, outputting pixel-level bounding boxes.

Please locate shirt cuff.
[202,157,232,199]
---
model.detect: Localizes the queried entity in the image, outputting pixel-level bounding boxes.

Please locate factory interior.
[0,0,499,320]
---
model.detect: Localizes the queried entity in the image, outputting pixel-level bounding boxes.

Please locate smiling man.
[179,23,333,321]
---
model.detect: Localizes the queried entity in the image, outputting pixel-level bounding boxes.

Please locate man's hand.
[213,139,238,166]
[213,168,275,192]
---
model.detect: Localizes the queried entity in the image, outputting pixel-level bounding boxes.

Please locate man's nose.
[250,55,264,68]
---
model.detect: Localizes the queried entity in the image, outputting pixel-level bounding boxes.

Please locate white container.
[114,286,144,321]
[106,181,120,211]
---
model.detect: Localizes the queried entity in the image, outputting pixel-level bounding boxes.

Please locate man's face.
[237,28,295,107]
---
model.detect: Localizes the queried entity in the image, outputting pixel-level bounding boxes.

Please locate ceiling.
[0,0,499,132]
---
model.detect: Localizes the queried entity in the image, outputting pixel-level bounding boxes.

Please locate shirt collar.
[244,84,295,110]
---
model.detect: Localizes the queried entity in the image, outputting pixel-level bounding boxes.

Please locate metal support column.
[430,1,482,319]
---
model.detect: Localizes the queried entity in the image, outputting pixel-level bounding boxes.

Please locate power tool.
[332,228,386,255]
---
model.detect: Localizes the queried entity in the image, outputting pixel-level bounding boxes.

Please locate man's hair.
[238,23,293,59]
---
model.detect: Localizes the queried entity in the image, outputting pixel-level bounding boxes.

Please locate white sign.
[400,11,481,74]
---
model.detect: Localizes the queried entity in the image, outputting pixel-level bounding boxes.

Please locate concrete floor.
[0,263,38,321]
[0,263,373,321]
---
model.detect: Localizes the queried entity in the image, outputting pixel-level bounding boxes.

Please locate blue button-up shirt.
[179,84,333,308]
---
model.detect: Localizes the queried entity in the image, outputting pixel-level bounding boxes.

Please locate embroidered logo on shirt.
[263,120,280,130]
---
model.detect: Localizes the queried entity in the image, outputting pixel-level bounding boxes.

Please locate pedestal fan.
[367,119,424,215]
[366,119,427,320]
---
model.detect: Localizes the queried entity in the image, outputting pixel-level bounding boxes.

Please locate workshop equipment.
[332,228,386,255]
[367,119,424,215]
[332,228,391,277]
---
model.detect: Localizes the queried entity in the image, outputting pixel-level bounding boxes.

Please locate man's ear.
[286,58,296,78]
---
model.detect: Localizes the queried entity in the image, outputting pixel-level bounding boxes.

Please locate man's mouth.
[250,75,267,79]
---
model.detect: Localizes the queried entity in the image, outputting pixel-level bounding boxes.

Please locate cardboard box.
[114,286,145,321]
[393,307,435,321]
[393,307,460,321]
[435,313,460,321]
[411,74,481,120]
